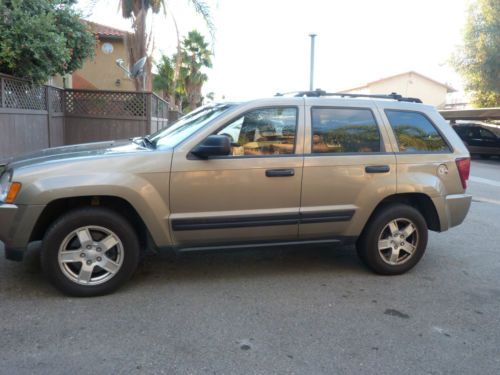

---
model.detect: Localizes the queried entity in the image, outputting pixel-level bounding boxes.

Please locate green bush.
[451,0,500,107]
[0,0,95,83]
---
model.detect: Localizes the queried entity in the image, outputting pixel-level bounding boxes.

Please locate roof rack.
[275,89,422,103]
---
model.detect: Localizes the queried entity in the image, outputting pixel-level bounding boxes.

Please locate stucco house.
[51,21,134,91]
[340,71,456,108]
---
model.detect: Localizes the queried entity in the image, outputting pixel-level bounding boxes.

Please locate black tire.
[41,207,140,297]
[357,203,428,275]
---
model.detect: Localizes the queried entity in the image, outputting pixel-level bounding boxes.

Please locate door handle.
[365,165,390,173]
[265,168,295,177]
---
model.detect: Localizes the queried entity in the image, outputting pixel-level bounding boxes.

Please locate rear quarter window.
[385,110,450,153]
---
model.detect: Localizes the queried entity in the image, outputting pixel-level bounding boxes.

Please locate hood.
[4,139,149,171]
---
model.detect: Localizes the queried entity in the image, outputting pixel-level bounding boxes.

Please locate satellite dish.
[131,56,147,78]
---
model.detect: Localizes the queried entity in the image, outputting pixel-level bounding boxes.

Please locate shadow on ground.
[0,244,365,297]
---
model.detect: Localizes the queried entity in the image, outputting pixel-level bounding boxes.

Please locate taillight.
[455,157,470,189]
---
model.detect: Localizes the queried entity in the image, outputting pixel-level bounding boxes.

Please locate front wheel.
[357,204,428,275]
[41,207,140,296]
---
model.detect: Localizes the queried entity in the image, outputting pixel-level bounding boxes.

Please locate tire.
[357,204,428,275]
[41,207,140,297]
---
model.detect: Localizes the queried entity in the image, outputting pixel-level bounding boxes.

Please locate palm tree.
[119,0,213,91]
[153,30,212,111]
[205,91,215,102]
[181,30,212,110]
[184,71,208,110]
[153,54,174,99]
[153,53,186,108]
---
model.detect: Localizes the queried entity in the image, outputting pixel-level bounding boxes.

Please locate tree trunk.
[185,78,202,111]
[171,13,182,111]
[125,8,148,91]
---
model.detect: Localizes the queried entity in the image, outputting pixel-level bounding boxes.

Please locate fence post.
[145,92,151,134]
[62,88,66,146]
[46,86,52,147]
[1,77,4,108]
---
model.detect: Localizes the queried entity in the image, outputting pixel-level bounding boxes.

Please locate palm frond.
[120,0,135,18]
[188,0,216,40]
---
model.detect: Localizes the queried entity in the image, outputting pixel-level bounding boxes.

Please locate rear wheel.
[41,207,140,296]
[357,204,428,275]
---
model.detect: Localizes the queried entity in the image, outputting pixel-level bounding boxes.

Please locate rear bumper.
[0,203,45,261]
[433,194,472,232]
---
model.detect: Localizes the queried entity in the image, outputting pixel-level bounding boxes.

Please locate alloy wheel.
[377,218,419,266]
[58,226,124,285]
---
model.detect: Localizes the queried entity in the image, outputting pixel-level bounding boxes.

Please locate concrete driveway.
[1,157,499,375]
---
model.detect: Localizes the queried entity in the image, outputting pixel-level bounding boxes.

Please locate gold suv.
[0,91,472,296]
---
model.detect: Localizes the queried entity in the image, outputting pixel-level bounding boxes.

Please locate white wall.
[344,73,449,107]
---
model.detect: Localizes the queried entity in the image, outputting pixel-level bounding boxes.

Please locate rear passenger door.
[472,127,500,154]
[299,99,397,241]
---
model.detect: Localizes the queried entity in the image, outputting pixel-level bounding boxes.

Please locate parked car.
[0,91,472,296]
[452,122,500,158]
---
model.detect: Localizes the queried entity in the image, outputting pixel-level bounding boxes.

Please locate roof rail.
[275,89,422,103]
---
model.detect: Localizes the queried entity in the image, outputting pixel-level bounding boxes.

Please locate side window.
[216,107,297,156]
[311,107,381,153]
[385,110,450,153]
[465,127,478,139]
[479,128,496,140]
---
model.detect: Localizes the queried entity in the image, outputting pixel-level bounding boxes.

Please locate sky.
[78,0,470,101]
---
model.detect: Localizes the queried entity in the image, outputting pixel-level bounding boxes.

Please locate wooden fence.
[0,73,170,161]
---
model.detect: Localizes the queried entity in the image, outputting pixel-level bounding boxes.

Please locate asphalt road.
[1,157,499,375]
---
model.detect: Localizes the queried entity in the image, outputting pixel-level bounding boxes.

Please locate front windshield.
[149,103,235,148]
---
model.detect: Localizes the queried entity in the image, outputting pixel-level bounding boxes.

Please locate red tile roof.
[83,20,129,38]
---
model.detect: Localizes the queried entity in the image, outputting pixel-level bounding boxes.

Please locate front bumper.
[0,203,45,261]
[432,194,472,232]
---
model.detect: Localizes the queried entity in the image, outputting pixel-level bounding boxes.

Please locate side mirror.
[191,135,231,159]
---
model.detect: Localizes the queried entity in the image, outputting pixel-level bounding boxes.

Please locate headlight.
[0,170,22,204]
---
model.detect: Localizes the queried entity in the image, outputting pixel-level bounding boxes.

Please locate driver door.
[169,102,305,247]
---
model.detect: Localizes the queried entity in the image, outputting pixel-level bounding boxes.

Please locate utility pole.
[309,34,317,91]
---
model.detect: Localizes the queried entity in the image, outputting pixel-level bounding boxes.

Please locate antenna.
[115,56,148,90]
[130,56,147,78]
[115,56,147,78]
[115,58,129,75]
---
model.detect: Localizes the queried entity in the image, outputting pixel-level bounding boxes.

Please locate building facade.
[341,71,456,108]
[52,21,135,91]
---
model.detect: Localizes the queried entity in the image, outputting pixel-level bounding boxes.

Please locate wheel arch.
[361,193,441,236]
[30,196,155,251]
